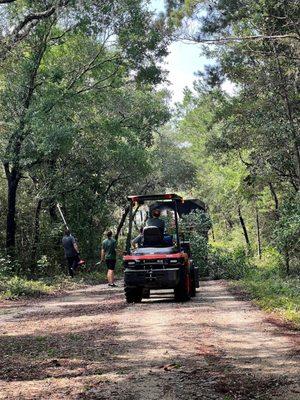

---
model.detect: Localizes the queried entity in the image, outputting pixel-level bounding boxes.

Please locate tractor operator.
[146,209,165,234]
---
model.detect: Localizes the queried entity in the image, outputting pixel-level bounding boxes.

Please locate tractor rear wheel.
[174,269,191,302]
[125,286,143,303]
[190,265,196,297]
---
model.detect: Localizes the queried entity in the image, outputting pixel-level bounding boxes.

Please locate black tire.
[190,266,196,297]
[174,269,191,302]
[125,286,143,303]
[142,288,150,299]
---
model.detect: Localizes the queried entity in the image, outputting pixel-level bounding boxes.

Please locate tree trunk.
[6,168,20,252]
[115,203,142,241]
[49,201,59,222]
[211,224,216,241]
[226,217,234,229]
[268,182,279,220]
[284,246,290,275]
[31,199,43,274]
[238,206,251,249]
[115,206,130,240]
[222,212,234,230]
[4,34,48,254]
[255,205,262,259]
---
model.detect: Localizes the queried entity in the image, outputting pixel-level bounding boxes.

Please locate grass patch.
[211,245,300,328]
[0,265,123,300]
[231,270,300,328]
[0,276,52,299]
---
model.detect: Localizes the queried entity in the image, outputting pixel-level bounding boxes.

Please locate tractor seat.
[143,226,163,247]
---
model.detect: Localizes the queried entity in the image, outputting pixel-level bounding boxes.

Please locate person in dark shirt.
[62,229,79,277]
[101,230,117,287]
[146,209,165,234]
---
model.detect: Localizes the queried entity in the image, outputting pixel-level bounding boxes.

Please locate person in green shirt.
[101,230,117,287]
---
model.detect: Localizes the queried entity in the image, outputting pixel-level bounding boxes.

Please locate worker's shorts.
[106,259,116,270]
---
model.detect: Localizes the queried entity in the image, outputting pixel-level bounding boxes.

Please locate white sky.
[148,0,235,103]
[148,0,211,103]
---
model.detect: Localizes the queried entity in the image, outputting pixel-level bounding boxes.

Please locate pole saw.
[56,203,69,230]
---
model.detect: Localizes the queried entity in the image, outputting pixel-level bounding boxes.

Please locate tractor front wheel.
[142,288,150,299]
[125,286,143,303]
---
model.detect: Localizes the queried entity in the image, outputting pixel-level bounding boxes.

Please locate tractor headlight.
[128,261,135,266]
[170,259,178,264]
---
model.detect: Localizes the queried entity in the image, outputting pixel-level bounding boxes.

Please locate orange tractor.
[123,193,206,303]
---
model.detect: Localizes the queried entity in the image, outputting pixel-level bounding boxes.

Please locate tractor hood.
[130,246,178,256]
[124,251,187,261]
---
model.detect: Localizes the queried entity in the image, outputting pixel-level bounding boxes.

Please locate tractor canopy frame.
[125,193,183,254]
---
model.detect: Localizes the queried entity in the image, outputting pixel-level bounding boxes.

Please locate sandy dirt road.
[0,281,299,400]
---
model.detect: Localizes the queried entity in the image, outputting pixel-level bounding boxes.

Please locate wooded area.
[0,0,192,274]
[170,0,300,276]
[0,3,299,400]
[0,0,299,321]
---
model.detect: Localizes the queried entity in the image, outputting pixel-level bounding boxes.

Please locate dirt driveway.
[0,281,299,400]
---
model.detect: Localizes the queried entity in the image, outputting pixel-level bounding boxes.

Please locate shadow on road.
[0,281,299,400]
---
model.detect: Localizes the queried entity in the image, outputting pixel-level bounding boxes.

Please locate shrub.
[36,255,51,275]
[181,210,211,276]
[0,254,21,277]
[273,196,300,275]
[238,271,300,326]
[0,276,51,299]
[208,245,252,279]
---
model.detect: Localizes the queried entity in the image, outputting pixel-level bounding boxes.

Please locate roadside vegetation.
[238,271,300,327]
[166,0,300,327]
[0,260,124,300]
[0,1,299,327]
[209,246,300,327]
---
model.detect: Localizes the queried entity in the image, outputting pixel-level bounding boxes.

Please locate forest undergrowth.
[0,263,123,300]
[0,243,299,330]
[0,0,299,331]
[209,244,300,328]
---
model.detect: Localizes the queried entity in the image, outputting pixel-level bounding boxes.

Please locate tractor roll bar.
[127,193,183,202]
[174,200,180,250]
[126,201,134,254]
[125,197,182,254]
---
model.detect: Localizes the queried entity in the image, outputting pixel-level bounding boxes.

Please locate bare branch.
[0,0,70,60]
[65,49,107,91]
[50,26,73,42]
[238,151,253,167]
[102,174,131,198]
[75,66,120,94]
[186,34,299,45]
[12,7,56,36]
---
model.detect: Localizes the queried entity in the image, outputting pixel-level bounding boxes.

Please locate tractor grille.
[125,258,183,270]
